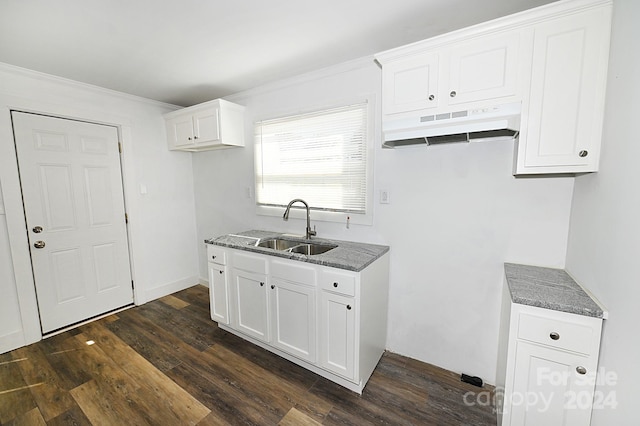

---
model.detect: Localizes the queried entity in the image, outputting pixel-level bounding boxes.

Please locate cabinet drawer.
[517,313,594,355]
[321,270,356,297]
[207,245,227,265]
[271,260,316,286]
[232,251,267,274]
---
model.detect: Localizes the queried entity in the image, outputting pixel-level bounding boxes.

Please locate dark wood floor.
[0,285,496,425]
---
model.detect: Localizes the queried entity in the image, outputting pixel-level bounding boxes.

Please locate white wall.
[565,0,640,422]
[193,58,575,382]
[0,64,200,353]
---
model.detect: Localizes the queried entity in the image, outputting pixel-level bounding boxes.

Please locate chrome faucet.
[283,198,316,239]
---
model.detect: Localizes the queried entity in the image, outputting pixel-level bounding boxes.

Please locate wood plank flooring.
[0,285,497,425]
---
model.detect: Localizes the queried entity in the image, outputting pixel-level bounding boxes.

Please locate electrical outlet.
[380,190,390,204]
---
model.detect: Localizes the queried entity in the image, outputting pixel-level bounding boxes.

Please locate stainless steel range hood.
[382,102,521,148]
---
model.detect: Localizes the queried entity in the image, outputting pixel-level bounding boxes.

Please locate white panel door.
[382,53,439,115]
[193,107,220,145]
[12,112,133,333]
[447,32,520,106]
[208,263,229,325]
[523,8,610,169]
[509,341,597,426]
[269,279,316,363]
[232,269,269,342]
[319,291,356,380]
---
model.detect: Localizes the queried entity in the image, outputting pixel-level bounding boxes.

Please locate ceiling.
[0,0,556,107]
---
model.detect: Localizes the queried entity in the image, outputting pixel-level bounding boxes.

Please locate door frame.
[0,93,143,347]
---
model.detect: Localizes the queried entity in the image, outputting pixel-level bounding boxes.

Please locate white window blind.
[254,102,368,214]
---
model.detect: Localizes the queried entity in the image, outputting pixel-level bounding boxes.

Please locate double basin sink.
[255,238,337,256]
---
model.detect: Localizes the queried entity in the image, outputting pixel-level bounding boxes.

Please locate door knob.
[34,241,46,249]
[32,226,43,233]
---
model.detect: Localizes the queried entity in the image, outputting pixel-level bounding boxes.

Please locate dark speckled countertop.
[205,230,389,272]
[504,263,606,319]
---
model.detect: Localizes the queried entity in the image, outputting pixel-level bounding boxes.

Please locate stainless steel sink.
[256,238,300,250]
[255,238,337,256]
[289,243,337,256]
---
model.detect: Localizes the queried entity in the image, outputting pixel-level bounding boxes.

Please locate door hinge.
[125,213,129,224]
[118,142,122,153]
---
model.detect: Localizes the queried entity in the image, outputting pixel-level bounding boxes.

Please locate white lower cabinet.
[497,285,603,425]
[207,245,229,325]
[233,269,269,343]
[319,291,355,380]
[207,245,389,394]
[270,278,316,363]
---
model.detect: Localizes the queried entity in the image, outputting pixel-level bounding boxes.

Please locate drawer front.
[207,245,227,265]
[321,270,356,297]
[271,260,317,286]
[517,312,595,355]
[232,251,268,274]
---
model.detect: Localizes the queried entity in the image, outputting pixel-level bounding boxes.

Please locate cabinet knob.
[188,137,192,141]
[212,255,216,259]
[333,282,338,288]
[450,90,457,98]
[579,150,588,157]
[549,332,560,341]
[347,305,352,310]
[428,94,435,101]
[194,135,199,139]
[576,366,587,375]
[260,282,264,287]
[271,285,275,289]
[219,270,223,274]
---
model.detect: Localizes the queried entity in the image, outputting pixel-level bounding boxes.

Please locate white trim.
[0,62,181,111]
[199,277,209,287]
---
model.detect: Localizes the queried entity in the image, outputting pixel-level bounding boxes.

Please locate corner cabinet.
[496,282,604,425]
[375,0,613,175]
[206,245,390,394]
[164,99,245,152]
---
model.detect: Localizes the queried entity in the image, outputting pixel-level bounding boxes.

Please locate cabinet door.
[193,107,220,146]
[208,263,229,325]
[382,53,439,115]
[269,279,316,363]
[166,115,194,149]
[447,32,520,106]
[508,341,597,426]
[232,269,269,342]
[521,7,611,171]
[319,291,356,380]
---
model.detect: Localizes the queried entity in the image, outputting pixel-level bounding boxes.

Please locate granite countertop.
[205,230,389,272]
[504,263,606,319]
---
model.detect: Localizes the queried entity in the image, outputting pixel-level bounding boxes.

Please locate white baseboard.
[198,276,209,287]
[140,276,199,304]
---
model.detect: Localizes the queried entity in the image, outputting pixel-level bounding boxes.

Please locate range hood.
[382,102,521,148]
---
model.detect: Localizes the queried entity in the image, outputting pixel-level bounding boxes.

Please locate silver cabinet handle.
[428,94,435,101]
[34,241,46,249]
[32,226,43,233]
[576,366,587,375]
[579,150,588,157]
[333,282,338,288]
[550,332,560,340]
[450,91,457,97]
[347,305,352,310]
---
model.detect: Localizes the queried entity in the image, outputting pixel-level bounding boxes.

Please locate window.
[254,100,372,224]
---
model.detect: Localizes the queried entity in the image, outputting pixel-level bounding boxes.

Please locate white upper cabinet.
[164,98,245,152]
[516,5,612,174]
[377,29,523,119]
[382,53,440,115]
[375,0,613,175]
